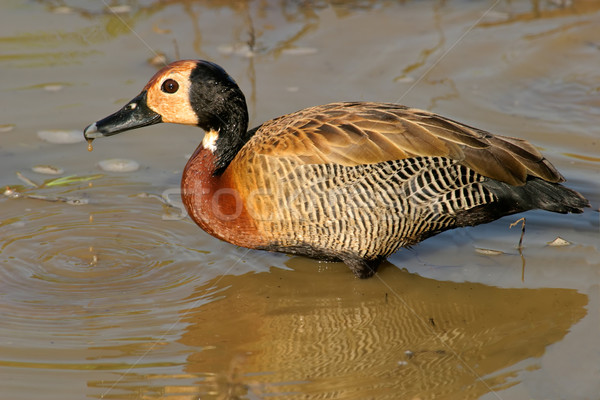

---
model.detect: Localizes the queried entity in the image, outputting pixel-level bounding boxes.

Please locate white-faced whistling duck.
[84,60,589,278]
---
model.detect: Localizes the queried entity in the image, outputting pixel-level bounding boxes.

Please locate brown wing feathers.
[250,102,563,186]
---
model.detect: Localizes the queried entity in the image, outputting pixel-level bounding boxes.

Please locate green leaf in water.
[44,174,104,187]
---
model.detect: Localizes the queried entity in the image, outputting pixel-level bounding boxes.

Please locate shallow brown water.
[1,1,599,399]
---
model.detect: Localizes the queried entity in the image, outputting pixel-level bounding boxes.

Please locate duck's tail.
[486,177,589,214]
[454,177,589,228]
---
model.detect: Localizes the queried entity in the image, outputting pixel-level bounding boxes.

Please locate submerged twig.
[509,217,527,281]
[509,217,526,249]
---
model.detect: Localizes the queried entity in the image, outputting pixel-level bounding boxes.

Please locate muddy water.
[1,1,599,399]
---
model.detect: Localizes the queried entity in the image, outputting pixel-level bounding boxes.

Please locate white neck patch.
[202,129,219,152]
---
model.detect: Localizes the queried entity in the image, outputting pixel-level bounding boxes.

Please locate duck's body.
[84,60,589,278]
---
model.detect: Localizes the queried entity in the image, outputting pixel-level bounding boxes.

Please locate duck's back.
[227,102,587,277]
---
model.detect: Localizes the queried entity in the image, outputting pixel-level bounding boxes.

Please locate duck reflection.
[177,260,587,399]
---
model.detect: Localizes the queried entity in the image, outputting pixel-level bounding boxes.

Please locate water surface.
[1,1,599,399]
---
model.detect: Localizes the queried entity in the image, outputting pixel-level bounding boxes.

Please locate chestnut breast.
[181,145,267,249]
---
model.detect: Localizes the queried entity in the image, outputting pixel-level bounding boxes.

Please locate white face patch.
[144,60,198,126]
[202,129,219,152]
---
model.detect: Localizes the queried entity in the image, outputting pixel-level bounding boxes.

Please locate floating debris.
[16,172,39,188]
[395,75,416,83]
[26,194,56,201]
[45,174,103,187]
[98,158,140,172]
[152,23,172,35]
[475,248,504,256]
[135,192,156,199]
[162,210,186,221]
[217,43,255,58]
[3,186,20,198]
[32,165,64,175]
[281,47,318,56]
[136,192,186,220]
[43,84,64,92]
[25,194,88,205]
[548,237,571,247]
[51,6,74,14]
[37,129,85,144]
[0,124,15,133]
[24,82,71,91]
[4,174,96,205]
[66,198,89,205]
[148,52,168,67]
[89,250,99,267]
[105,5,131,14]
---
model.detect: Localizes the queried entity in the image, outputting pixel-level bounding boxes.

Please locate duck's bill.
[83,91,162,139]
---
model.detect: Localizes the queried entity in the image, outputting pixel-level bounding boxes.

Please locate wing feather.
[240,102,563,185]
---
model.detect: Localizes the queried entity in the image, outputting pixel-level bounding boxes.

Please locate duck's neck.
[191,81,252,176]
[211,110,252,176]
[180,94,256,244]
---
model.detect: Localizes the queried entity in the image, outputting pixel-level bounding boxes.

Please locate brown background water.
[1,1,599,399]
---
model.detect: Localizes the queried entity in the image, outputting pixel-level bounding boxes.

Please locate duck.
[84,60,589,278]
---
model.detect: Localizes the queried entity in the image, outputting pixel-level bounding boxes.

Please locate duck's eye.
[161,79,179,94]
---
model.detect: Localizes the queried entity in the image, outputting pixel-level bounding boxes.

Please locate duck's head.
[84,60,250,172]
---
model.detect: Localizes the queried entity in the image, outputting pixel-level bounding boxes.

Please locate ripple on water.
[0,180,218,369]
